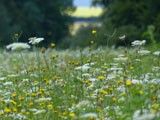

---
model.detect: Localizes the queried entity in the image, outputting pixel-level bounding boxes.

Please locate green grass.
[0,45,160,120]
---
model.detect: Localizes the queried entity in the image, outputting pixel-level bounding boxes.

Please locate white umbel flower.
[75,65,90,72]
[133,109,157,120]
[131,40,146,46]
[34,109,46,115]
[28,37,44,45]
[29,108,46,115]
[138,50,151,55]
[6,43,30,51]
[153,51,160,56]
[9,113,27,120]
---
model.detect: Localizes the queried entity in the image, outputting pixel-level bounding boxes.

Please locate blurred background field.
[0,0,160,48]
[70,7,102,35]
[71,7,102,18]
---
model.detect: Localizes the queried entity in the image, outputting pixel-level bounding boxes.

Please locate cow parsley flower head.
[153,51,160,56]
[138,50,151,55]
[28,37,44,45]
[75,64,91,72]
[133,109,157,120]
[6,42,30,51]
[131,40,146,47]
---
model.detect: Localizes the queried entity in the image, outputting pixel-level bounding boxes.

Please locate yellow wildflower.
[51,43,56,48]
[47,104,53,110]
[69,112,76,118]
[10,100,17,105]
[97,75,105,80]
[13,108,18,112]
[11,93,17,97]
[4,107,11,113]
[126,80,132,86]
[151,103,159,111]
[99,89,108,95]
[92,30,97,34]
[138,90,144,95]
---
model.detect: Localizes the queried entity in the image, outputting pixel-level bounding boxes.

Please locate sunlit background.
[0,0,159,48]
[74,0,91,7]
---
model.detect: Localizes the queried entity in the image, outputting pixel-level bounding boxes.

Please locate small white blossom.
[0,77,6,81]
[150,79,160,84]
[107,67,123,72]
[117,85,125,92]
[3,82,13,86]
[152,66,160,72]
[9,113,27,120]
[107,74,116,80]
[29,37,44,45]
[75,65,90,72]
[114,57,128,62]
[131,79,142,84]
[89,78,97,82]
[6,43,30,51]
[133,109,157,120]
[29,108,46,115]
[34,109,46,115]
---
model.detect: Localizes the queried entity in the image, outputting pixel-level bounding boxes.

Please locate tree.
[92,0,160,46]
[0,0,74,47]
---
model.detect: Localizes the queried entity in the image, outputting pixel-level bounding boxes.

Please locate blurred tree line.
[92,0,160,46]
[0,0,74,47]
[93,0,160,45]
[65,0,160,48]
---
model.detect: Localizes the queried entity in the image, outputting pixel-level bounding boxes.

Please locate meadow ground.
[0,42,160,120]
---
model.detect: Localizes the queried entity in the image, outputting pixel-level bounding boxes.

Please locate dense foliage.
[0,0,74,47]
[92,0,160,46]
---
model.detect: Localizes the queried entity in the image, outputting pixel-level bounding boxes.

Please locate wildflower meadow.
[0,37,159,120]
